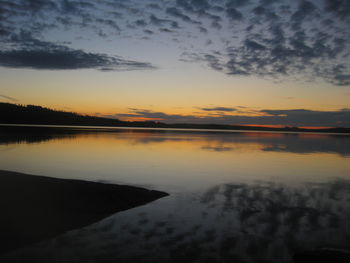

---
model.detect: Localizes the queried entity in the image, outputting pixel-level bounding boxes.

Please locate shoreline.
[1,123,350,136]
[0,170,168,254]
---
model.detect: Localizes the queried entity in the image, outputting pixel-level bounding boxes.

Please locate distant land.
[1,102,349,133]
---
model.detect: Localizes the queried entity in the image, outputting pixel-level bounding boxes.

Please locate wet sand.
[0,170,168,254]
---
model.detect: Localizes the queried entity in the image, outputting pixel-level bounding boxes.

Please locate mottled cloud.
[324,0,350,20]
[177,0,349,86]
[0,0,349,84]
[110,107,350,127]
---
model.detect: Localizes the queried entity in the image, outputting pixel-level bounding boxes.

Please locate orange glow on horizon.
[239,124,286,128]
[299,126,332,129]
[239,124,333,129]
[15,102,342,129]
[121,117,164,122]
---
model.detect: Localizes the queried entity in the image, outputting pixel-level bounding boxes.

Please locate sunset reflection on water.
[1,127,350,262]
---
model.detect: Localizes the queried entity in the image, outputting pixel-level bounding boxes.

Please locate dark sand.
[0,170,168,254]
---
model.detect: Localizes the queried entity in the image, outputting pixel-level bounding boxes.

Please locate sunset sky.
[0,0,349,127]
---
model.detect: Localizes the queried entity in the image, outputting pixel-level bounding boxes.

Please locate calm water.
[1,126,350,262]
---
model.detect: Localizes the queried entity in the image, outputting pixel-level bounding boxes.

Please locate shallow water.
[1,126,350,262]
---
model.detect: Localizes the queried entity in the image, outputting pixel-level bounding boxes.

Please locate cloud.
[290,1,318,30]
[0,47,155,71]
[201,107,237,112]
[166,7,193,23]
[183,27,350,85]
[148,3,161,10]
[226,8,243,21]
[0,31,155,71]
[135,19,147,27]
[329,74,350,86]
[244,40,267,51]
[256,109,350,127]
[149,14,171,26]
[0,94,18,102]
[112,109,198,123]
[0,0,349,85]
[21,0,58,13]
[144,29,154,35]
[111,107,350,127]
[178,1,349,86]
[324,0,350,20]
[95,19,121,31]
[175,0,210,13]
[226,0,251,8]
[201,146,234,152]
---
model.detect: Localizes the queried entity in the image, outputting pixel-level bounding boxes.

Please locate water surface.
[1,126,350,262]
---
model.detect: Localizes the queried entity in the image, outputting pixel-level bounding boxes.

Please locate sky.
[0,0,349,127]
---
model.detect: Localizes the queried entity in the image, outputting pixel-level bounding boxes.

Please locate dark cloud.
[176,0,210,13]
[95,18,120,31]
[171,0,220,27]
[257,109,350,127]
[201,107,237,112]
[148,3,161,10]
[290,1,318,30]
[202,54,223,71]
[199,26,208,33]
[201,146,234,152]
[112,108,350,127]
[191,0,210,10]
[226,0,251,8]
[251,5,279,22]
[113,109,201,123]
[166,7,193,23]
[179,0,348,86]
[0,48,154,71]
[0,27,155,71]
[211,5,224,12]
[259,0,280,6]
[244,40,266,51]
[0,0,348,85]
[211,21,222,30]
[0,32,155,71]
[0,94,18,102]
[324,0,350,21]
[134,19,147,27]
[160,28,173,33]
[171,21,181,29]
[60,0,79,14]
[329,73,350,86]
[226,8,243,20]
[185,23,350,85]
[175,0,194,12]
[144,29,154,35]
[25,0,58,13]
[149,14,171,26]
[179,51,223,70]
[252,5,266,15]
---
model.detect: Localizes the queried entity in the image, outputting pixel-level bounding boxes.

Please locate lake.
[1,126,350,262]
